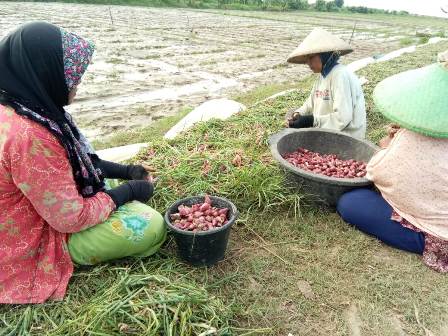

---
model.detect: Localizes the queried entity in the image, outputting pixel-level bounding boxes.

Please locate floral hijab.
[0,21,104,197]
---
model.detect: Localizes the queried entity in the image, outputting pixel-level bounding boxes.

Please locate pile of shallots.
[170,195,229,232]
[283,148,367,178]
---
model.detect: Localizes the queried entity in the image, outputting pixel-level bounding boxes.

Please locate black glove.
[126,164,149,180]
[105,180,154,208]
[90,155,148,180]
[289,115,314,128]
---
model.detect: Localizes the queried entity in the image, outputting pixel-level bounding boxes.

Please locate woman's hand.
[127,163,156,182]
[141,164,158,184]
[127,164,159,186]
[386,123,400,137]
[379,136,392,149]
[379,124,400,148]
[286,112,300,127]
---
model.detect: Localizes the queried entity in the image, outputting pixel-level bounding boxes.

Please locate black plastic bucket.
[164,195,238,266]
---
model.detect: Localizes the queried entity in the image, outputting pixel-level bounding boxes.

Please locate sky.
[312,0,448,17]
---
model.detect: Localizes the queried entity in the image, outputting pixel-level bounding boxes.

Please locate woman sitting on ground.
[286,28,366,139]
[0,22,166,304]
[337,51,448,272]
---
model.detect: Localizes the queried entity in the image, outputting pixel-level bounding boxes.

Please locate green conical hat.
[373,59,448,138]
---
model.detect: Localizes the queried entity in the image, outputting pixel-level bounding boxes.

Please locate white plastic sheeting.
[346,57,376,72]
[348,37,447,71]
[97,143,148,163]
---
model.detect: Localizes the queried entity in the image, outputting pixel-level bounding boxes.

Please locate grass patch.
[107,69,122,79]
[144,54,162,59]
[232,79,312,107]
[199,59,218,66]
[0,258,237,335]
[399,37,414,46]
[2,39,448,335]
[108,57,124,64]
[419,36,431,45]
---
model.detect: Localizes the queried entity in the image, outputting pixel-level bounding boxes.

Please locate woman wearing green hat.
[286,28,366,139]
[337,51,448,272]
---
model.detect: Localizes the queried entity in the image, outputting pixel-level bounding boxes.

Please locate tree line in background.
[198,0,410,14]
[24,0,411,14]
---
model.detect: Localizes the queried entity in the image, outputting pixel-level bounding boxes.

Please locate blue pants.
[337,189,425,254]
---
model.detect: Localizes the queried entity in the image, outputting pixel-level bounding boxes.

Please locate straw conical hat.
[373,50,448,138]
[287,28,353,64]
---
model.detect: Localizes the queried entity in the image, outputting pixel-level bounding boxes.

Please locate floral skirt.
[68,201,166,265]
[393,211,448,273]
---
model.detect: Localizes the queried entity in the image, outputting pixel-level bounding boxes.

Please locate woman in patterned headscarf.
[0,22,166,303]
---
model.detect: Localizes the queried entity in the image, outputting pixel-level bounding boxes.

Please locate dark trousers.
[337,189,425,254]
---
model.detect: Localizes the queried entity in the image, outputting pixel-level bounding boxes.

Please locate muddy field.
[0,2,445,139]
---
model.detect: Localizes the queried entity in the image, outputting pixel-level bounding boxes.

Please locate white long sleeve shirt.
[296,64,366,139]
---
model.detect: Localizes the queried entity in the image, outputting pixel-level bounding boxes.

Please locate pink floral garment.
[0,105,115,303]
[367,129,448,273]
[391,211,448,273]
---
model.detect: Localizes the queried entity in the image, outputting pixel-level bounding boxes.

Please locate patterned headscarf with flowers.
[61,29,95,91]
[0,22,104,197]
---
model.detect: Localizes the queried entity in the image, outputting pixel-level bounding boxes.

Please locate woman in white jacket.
[286,28,366,139]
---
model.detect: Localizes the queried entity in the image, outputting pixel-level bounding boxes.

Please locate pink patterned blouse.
[367,129,448,272]
[0,104,115,303]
